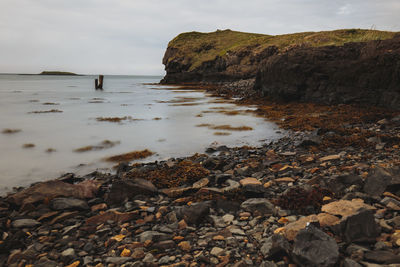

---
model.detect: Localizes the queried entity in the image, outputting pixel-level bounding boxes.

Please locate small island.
[39,71,78,76]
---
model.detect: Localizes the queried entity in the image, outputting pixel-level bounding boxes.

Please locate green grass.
[166,29,398,71]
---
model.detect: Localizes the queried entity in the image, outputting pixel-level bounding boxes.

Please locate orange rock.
[263,181,273,188]
[91,203,107,212]
[178,241,191,252]
[321,199,375,218]
[66,261,80,267]
[320,155,340,162]
[85,210,138,226]
[173,236,185,241]
[178,219,188,230]
[111,234,126,242]
[274,177,295,183]
[192,178,209,189]
[213,235,225,241]
[274,227,285,234]
[239,178,261,186]
[278,217,289,224]
[120,248,131,257]
[316,213,340,227]
[131,248,145,259]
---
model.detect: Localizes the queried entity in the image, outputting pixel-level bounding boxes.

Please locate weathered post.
[98,75,104,90]
[95,75,104,90]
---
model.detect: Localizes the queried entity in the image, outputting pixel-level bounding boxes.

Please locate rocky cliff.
[255,35,400,109]
[161,29,400,109]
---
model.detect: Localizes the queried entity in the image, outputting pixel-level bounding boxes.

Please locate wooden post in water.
[95,75,104,90]
[98,75,104,89]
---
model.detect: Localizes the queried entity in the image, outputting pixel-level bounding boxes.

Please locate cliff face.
[161,29,400,109]
[255,36,400,109]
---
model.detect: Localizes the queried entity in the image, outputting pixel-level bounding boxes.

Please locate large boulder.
[292,225,339,267]
[7,180,100,207]
[240,198,274,216]
[106,178,157,204]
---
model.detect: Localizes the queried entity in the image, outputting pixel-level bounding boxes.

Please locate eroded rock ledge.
[161,29,400,109]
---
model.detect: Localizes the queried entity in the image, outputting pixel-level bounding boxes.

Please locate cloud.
[0,0,399,75]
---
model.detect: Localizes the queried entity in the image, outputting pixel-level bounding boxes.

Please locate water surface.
[0,74,281,194]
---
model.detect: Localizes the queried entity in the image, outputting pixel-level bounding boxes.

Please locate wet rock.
[342,258,362,267]
[61,248,76,262]
[364,167,393,196]
[326,174,363,196]
[180,201,210,225]
[292,225,339,267]
[85,210,138,226]
[50,197,89,210]
[210,247,224,256]
[106,179,157,204]
[364,250,400,264]
[105,257,131,265]
[7,180,100,206]
[222,179,240,193]
[11,219,40,228]
[260,234,291,259]
[260,261,278,267]
[240,198,274,216]
[240,177,262,186]
[335,209,380,243]
[137,231,172,243]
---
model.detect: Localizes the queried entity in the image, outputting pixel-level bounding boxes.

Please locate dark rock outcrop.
[161,29,400,109]
[254,36,400,109]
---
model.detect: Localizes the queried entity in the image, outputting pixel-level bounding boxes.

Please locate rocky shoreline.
[1,87,400,266]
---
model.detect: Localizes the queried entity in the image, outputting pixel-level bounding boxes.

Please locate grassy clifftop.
[165,29,397,72]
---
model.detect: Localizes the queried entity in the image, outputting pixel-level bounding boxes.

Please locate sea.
[0,74,282,194]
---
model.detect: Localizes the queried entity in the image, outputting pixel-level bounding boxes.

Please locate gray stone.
[106,178,158,204]
[11,219,41,228]
[137,231,171,243]
[363,167,392,196]
[222,179,240,193]
[241,198,274,215]
[210,215,226,228]
[210,247,224,256]
[364,250,400,264]
[260,234,290,259]
[292,225,339,267]
[50,197,89,210]
[260,261,278,267]
[105,257,131,265]
[180,201,211,225]
[158,255,170,264]
[61,248,76,262]
[229,228,246,236]
[342,259,362,267]
[222,214,235,224]
[335,209,380,243]
[142,253,156,263]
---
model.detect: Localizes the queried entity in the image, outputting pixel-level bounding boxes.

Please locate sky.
[0,0,399,75]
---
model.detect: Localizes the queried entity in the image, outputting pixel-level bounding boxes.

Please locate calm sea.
[0,74,281,194]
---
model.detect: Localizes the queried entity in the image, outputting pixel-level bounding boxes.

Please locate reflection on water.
[0,74,282,194]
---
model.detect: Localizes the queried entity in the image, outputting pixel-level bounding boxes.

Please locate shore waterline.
[0,74,282,194]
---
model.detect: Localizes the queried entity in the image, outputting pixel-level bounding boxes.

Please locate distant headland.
[39,71,78,76]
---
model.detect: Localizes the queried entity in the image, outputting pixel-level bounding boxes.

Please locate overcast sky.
[0,0,399,75]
